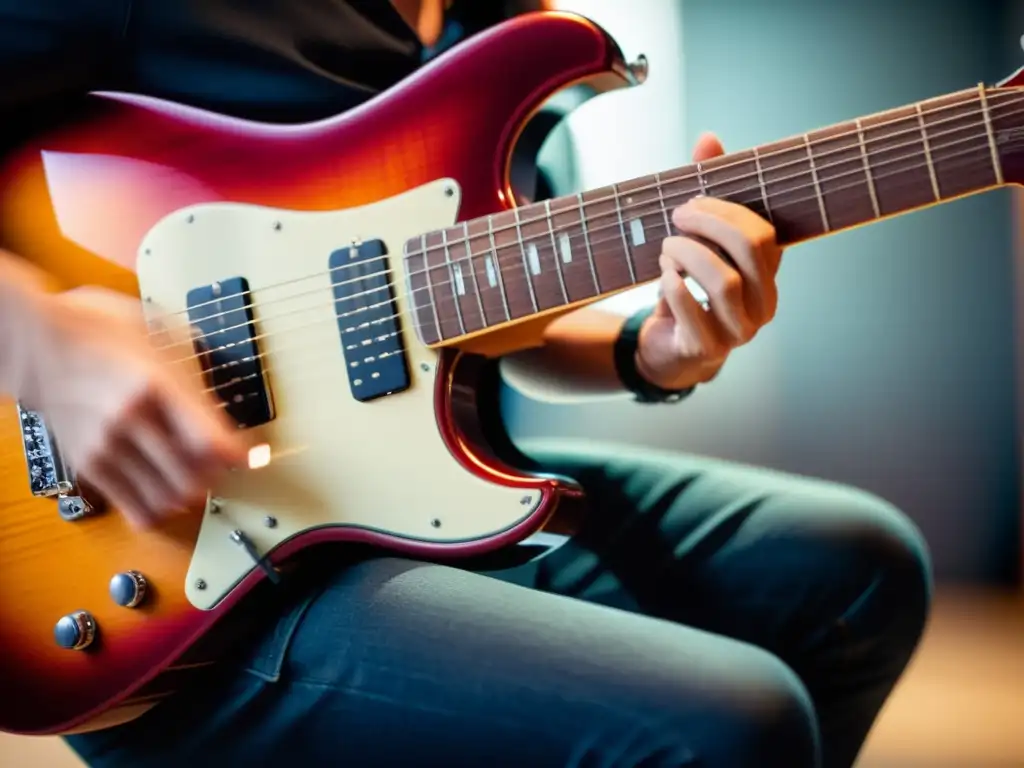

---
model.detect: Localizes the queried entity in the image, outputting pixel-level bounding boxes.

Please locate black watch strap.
[613,307,695,404]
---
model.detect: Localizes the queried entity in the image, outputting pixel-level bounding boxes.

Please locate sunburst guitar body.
[3,9,1024,737]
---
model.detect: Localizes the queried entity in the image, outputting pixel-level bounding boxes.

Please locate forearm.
[498,306,631,403]
[0,251,53,399]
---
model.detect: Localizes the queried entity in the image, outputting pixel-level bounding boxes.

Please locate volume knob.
[54,611,97,651]
[110,571,148,608]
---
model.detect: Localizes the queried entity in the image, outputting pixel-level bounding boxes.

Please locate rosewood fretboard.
[406,84,1023,345]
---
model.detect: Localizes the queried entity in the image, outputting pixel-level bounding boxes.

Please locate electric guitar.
[1,10,1022,737]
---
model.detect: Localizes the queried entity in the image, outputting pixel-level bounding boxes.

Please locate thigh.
[68,557,818,768]
[514,438,930,662]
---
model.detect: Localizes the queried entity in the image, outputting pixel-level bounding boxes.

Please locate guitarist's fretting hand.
[636,133,784,391]
[0,263,248,529]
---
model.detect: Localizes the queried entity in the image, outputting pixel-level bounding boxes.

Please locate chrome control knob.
[54,611,97,651]
[110,571,148,608]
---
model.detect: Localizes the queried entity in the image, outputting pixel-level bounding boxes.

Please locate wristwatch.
[613,307,696,404]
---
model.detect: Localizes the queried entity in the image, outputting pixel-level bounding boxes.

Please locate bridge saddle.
[16,403,95,521]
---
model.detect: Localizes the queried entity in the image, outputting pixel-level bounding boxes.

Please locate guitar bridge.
[17,403,94,521]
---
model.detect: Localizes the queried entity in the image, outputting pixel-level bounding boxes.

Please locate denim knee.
[826,488,933,655]
[689,649,821,768]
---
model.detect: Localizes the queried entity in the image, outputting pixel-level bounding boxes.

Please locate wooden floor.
[0,587,1021,767]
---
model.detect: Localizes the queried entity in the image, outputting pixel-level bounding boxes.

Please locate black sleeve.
[0,0,125,155]
[123,0,425,124]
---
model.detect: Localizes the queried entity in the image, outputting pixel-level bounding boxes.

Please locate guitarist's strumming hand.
[636,133,783,391]
[1,266,248,530]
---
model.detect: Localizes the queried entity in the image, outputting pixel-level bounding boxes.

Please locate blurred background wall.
[507,0,1023,585]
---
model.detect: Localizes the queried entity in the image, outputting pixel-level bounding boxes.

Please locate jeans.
[68,438,932,768]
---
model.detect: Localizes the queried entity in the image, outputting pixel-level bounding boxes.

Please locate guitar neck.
[409,84,1014,346]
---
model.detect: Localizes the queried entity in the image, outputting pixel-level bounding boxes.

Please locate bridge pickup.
[187,277,274,429]
[17,403,73,497]
[330,240,410,402]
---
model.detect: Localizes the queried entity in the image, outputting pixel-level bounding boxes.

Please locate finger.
[130,409,207,510]
[681,195,784,275]
[658,259,728,360]
[661,236,757,346]
[673,199,779,326]
[159,381,251,471]
[691,132,725,162]
[84,457,160,530]
[659,268,729,379]
[108,429,188,518]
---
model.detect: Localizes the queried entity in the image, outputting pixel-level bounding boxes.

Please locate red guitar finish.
[0,12,625,736]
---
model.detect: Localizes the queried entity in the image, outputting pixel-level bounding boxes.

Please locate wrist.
[613,308,695,404]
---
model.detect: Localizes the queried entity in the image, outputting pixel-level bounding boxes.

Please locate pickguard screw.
[195,579,207,590]
[444,186,454,197]
[430,518,442,528]
[520,495,531,506]
[273,222,282,231]
[187,214,194,223]
[209,499,221,514]
[264,516,278,529]
[420,362,430,372]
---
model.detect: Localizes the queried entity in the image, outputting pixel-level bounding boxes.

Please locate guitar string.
[177,141,1005,387]
[3,93,1019,459]
[159,125,1011,368]
[142,87,1024,326]
[0,141,1013,456]
[149,97,1023,357]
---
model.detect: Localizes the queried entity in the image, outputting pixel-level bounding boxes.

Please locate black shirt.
[0,0,516,153]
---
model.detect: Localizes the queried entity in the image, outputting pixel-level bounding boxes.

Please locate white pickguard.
[136,179,541,611]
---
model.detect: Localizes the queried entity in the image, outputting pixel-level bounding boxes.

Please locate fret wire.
[854,118,882,219]
[654,171,673,234]
[462,220,488,328]
[512,206,540,313]
[803,133,831,232]
[915,102,942,200]
[611,183,637,284]
[751,146,774,224]
[419,233,444,341]
[978,83,1005,185]
[576,192,602,292]
[485,215,512,321]
[401,257,424,338]
[696,162,708,195]
[544,199,570,304]
[440,228,466,335]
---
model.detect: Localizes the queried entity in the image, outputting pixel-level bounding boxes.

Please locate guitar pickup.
[187,277,274,429]
[330,240,411,402]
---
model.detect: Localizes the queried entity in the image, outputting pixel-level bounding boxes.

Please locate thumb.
[691,132,725,162]
[651,282,674,318]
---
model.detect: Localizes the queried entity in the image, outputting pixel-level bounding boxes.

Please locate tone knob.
[110,571,148,608]
[54,611,97,651]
